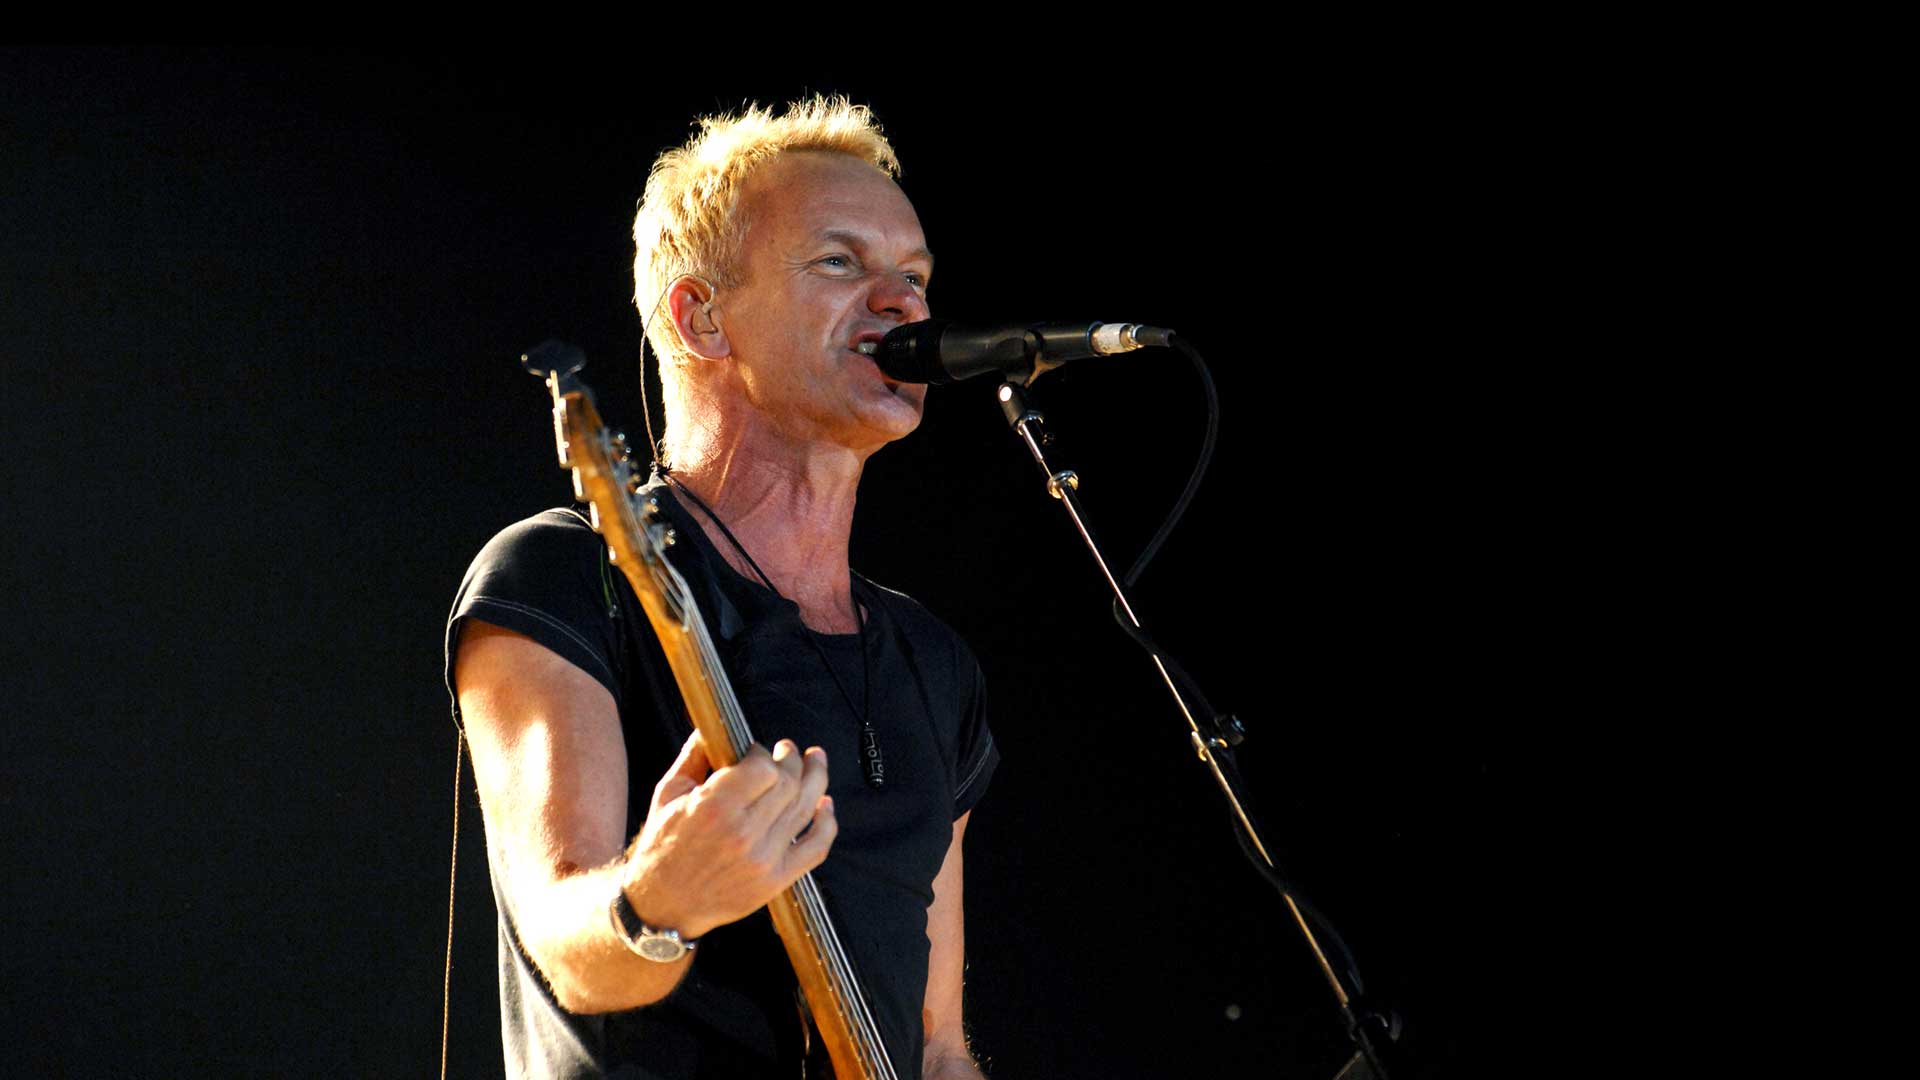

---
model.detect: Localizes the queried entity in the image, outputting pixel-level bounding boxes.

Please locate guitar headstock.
[521,341,685,617]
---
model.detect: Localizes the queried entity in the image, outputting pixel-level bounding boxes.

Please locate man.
[445,97,997,1079]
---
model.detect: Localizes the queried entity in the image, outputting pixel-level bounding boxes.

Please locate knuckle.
[691,795,743,837]
[716,825,753,860]
[747,850,781,880]
[695,778,727,807]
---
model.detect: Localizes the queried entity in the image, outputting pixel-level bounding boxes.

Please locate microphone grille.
[877,320,954,384]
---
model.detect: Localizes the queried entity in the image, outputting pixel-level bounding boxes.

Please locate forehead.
[738,151,924,252]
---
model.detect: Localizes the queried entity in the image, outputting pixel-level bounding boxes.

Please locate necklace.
[662,472,886,790]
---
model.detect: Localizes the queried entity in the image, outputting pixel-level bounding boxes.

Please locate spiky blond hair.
[633,95,900,371]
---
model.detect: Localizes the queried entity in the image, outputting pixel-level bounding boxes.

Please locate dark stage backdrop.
[4,46,1548,1078]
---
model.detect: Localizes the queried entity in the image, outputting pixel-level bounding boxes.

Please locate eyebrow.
[816,229,934,268]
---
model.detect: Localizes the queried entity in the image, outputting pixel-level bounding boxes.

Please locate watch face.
[638,934,686,962]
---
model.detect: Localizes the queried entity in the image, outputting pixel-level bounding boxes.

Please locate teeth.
[855,341,877,355]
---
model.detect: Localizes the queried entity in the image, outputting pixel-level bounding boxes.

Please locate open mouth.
[849,336,905,392]
[847,340,911,397]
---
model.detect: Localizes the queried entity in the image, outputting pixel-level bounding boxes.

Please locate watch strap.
[609,888,698,962]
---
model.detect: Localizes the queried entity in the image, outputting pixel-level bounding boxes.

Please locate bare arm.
[455,618,837,1015]
[922,811,986,1079]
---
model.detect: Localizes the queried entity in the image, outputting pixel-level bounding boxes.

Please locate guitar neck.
[770,875,896,1080]
[531,368,897,1080]
[623,530,897,1080]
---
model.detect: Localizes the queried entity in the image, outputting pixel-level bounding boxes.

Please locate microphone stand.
[993,379,1397,1080]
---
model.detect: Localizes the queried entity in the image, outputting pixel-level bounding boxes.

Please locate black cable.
[1117,332,1218,592]
[1092,331,1391,1069]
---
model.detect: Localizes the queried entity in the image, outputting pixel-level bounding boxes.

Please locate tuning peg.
[521,339,586,379]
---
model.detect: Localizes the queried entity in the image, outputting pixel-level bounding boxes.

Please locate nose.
[869,272,930,322]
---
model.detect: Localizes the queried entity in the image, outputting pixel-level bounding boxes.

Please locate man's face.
[719,151,933,451]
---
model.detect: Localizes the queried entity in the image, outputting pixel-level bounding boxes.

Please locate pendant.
[860,721,885,790]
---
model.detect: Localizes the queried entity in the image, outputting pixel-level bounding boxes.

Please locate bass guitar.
[522,342,897,1080]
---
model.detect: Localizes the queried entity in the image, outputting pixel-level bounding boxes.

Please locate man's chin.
[891,382,928,414]
[864,387,926,443]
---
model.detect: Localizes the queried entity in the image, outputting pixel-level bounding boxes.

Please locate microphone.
[874,319,1174,385]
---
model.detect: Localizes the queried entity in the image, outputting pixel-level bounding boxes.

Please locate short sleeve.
[949,646,999,820]
[443,509,625,720]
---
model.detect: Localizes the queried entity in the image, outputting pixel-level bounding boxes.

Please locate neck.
[667,427,869,635]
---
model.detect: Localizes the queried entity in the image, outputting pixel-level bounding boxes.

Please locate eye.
[816,254,857,272]
[904,271,928,290]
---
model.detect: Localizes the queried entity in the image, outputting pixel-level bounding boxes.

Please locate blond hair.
[633,95,900,370]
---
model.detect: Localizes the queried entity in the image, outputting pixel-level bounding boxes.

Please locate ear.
[665,275,729,361]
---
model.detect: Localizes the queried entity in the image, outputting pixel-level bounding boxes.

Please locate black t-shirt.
[444,486,998,1079]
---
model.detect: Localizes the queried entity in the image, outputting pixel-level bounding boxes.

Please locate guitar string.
[799,878,888,1077]
[681,593,886,1073]
[669,549,897,1079]
[698,622,895,1078]
[794,870,886,1073]
[798,873,897,1078]
[639,482,889,1071]
[627,464,892,1074]
[600,409,895,1075]
[662,472,885,792]
[626,463,892,1077]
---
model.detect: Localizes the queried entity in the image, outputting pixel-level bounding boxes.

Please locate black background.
[3,45,1581,1078]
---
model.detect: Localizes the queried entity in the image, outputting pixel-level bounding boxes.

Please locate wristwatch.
[610,889,698,962]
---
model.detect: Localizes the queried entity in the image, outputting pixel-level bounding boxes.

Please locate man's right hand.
[620,731,837,942]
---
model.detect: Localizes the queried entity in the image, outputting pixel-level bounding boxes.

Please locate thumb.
[652,728,713,810]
